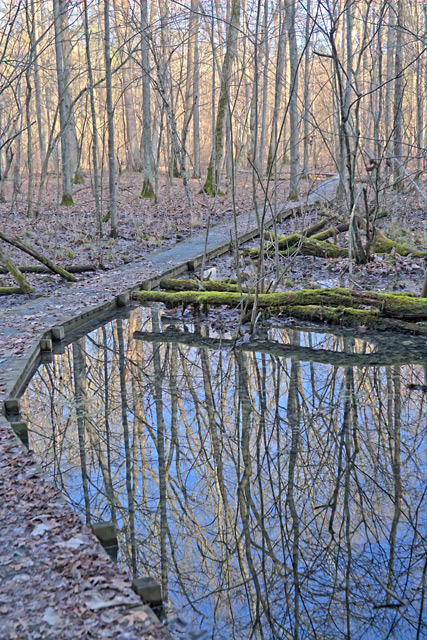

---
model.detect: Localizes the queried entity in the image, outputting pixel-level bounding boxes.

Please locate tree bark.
[203,0,240,195]
[104,0,118,236]
[52,0,74,205]
[140,0,155,198]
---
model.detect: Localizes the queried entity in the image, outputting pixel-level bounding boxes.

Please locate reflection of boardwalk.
[0,181,338,639]
[134,325,426,366]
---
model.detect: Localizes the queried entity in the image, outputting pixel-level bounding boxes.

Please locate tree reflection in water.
[22,307,427,640]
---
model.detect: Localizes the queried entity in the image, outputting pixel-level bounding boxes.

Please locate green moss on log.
[160,278,248,293]
[373,231,426,258]
[0,286,25,296]
[133,285,427,322]
[281,238,348,258]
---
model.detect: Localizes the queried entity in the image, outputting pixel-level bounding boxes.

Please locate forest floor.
[0,169,425,638]
[1,169,425,313]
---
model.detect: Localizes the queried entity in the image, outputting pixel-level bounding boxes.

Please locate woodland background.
[0,0,425,241]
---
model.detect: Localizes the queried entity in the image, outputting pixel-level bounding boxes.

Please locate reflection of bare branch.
[117,319,137,576]
[72,339,91,525]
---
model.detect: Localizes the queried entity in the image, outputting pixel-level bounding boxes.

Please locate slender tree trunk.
[104,0,118,237]
[393,0,404,188]
[192,0,201,179]
[285,0,300,200]
[113,0,141,172]
[60,2,82,184]
[52,0,74,205]
[83,0,102,234]
[302,0,311,178]
[203,0,240,195]
[267,1,286,174]
[258,0,269,175]
[72,340,91,525]
[29,0,45,167]
[140,0,155,198]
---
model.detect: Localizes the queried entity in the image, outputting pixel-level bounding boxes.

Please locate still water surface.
[22,306,426,639]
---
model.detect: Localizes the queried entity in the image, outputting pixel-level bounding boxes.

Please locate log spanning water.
[21,306,426,640]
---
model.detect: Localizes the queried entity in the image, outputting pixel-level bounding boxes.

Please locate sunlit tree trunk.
[52,0,74,205]
[104,0,118,237]
[267,1,286,174]
[393,0,404,188]
[284,0,300,200]
[191,0,201,179]
[302,0,311,178]
[29,0,45,167]
[203,0,240,195]
[83,0,102,234]
[113,0,141,172]
[140,0,155,198]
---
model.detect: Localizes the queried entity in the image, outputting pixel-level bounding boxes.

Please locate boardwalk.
[0,179,336,638]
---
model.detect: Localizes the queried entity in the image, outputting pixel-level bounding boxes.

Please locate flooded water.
[21,306,426,639]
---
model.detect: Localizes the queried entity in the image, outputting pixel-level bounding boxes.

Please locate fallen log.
[133,326,426,366]
[0,264,96,275]
[160,278,248,293]
[246,219,330,257]
[373,230,426,258]
[0,230,77,282]
[0,286,25,296]
[0,246,34,294]
[132,286,427,333]
[280,238,348,258]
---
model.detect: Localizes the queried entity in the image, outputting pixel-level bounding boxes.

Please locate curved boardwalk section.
[0,181,336,638]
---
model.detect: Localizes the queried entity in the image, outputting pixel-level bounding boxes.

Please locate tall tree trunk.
[203,0,240,195]
[29,0,45,167]
[52,0,74,205]
[140,0,155,198]
[285,0,300,200]
[83,0,102,234]
[191,0,201,179]
[302,0,311,178]
[267,1,286,174]
[60,1,82,184]
[113,0,141,172]
[104,0,118,237]
[393,0,404,189]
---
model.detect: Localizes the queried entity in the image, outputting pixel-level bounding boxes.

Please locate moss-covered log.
[0,246,34,294]
[133,286,427,328]
[373,230,426,258]
[246,219,330,257]
[0,230,77,282]
[160,278,248,293]
[0,264,95,275]
[280,238,348,258]
[0,286,25,296]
